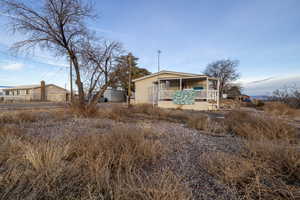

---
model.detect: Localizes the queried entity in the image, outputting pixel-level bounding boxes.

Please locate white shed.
[103,88,125,102]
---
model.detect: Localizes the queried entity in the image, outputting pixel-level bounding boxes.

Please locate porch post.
[158,79,160,101]
[206,77,209,100]
[179,78,182,90]
[152,83,155,106]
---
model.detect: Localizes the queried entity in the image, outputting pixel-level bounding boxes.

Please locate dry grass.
[2,105,299,199]
[203,139,300,200]
[67,102,100,118]
[203,109,300,199]
[186,115,209,130]
[0,114,191,200]
[263,102,300,117]
[24,140,70,172]
[225,110,297,141]
[0,111,39,124]
[96,104,226,134]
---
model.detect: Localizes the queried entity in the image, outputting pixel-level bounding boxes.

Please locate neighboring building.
[236,94,251,102]
[103,88,126,102]
[0,86,11,96]
[0,86,11,101]
[2,81,69,102]
[133,70,220,110]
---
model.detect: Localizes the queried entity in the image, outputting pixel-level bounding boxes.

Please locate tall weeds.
[204,110,300,199]
[0,121,190,200]
[225,110,296,141]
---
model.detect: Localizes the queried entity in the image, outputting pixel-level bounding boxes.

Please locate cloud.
[241,75,300,96]
[0,63,24,71]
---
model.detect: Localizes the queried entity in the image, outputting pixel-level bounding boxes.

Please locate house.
[0,86,11,101]
[2,81,69,102]
[133,70,220,110]
[0,86,11,96]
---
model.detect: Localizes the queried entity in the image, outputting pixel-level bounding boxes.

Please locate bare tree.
[225,84,243,99]
[272,86,300,108]
[204,59,240,96]
[80,39,123,105]
[0,0,95,107]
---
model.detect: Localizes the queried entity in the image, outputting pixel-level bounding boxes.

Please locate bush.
[68,102,100,118]
[225,110,296,141]
[187,115,209,131]
[263,102,299,117]
[0,123,191,200]
[203,139,300,199]
[0,111,39,124]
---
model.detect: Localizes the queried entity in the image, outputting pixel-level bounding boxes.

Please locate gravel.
[20,115,243,199]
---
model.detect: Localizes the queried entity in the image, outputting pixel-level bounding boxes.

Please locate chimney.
[41,80,46,101]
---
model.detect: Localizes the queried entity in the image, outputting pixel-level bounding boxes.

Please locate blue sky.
[0,0,300,95]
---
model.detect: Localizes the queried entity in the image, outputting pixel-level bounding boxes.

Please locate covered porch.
[153,76,220,109]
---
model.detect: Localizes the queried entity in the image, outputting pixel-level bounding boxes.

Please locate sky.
[0,0,300,95]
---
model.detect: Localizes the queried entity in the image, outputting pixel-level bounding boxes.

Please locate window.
[5,91,9,96]
[17,90,20,95]
[26,89,29,94]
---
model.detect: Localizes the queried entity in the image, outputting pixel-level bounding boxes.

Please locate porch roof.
[132,70,218,82]
[157,76,218,81]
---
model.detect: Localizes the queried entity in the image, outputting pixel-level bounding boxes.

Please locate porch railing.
[159,89,218,101]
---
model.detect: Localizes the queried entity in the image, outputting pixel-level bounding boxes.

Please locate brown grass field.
[0,103,299,200]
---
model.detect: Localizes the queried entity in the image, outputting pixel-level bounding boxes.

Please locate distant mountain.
[241,75,300,96]
[250,95,270,100]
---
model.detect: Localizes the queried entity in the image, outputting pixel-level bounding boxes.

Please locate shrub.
[203,140,300,199]
[263,102,299,117]
[225,110,296,141]
[68,102,100,118]
[187,115,209,131]
[23,140,70,172]
[245,140,300,184]
[0,126,23,165]
[0,122,192,200]
[0,111,38,124]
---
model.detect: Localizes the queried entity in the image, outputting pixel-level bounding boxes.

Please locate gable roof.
[132,70,210,82]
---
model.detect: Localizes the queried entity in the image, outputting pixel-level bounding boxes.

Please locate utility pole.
[69,57,73,102]
[157,50,161,104]
[127,53,132,107]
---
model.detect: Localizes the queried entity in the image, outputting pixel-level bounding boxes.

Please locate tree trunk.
[70,54,85,108]
[90,84,110,106]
